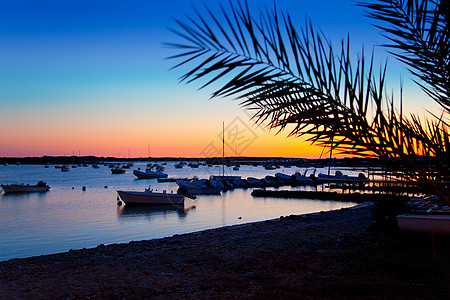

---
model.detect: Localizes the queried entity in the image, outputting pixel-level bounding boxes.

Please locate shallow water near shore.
[0,162,358,261]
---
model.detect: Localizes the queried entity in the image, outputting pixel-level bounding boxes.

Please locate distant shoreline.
[0,155,380,166]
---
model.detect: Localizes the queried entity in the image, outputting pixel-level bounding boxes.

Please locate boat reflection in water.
[117,204,196,221]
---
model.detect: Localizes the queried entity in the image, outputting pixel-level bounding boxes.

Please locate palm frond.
[358,0,450,111]
[167,0,449,199]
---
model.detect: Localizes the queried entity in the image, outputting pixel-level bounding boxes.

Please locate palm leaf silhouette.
[167,0,449,200]
[359,0,450,111]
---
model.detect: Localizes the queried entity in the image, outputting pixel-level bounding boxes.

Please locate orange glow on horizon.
[0,101,326,159]
[0,123,325,159]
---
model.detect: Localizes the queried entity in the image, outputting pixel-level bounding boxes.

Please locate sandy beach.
[1,202,448,299]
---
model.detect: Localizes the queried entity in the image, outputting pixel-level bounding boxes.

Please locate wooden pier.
[251,189,410,203]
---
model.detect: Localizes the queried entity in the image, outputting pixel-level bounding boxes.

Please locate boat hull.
[1,185,50,194]
[397,214,450,235]
[117,190,184,205]
[181,186,221,195]
[177,184,221,195]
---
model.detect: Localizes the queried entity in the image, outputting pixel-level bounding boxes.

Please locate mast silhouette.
[222,121,225,177]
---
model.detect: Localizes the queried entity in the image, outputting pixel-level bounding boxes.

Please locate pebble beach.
[1,202,448,299]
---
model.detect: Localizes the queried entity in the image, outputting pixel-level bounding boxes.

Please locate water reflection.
[0,191,48,201]
[117,204,196,221]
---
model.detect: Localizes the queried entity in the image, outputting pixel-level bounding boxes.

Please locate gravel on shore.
[0,202,448,299]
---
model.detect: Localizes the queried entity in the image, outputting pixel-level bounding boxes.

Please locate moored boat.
[133,164,167,179]
[176,177,222,195]
[315,170,367,183]
[264,164,276,170]
[174,162,184,168]
[294,170,314,184]
[157,177,192,182]
[117,188,184,205]
[1,181,50,194]
[111,166,126,174]
[246,177,263,187]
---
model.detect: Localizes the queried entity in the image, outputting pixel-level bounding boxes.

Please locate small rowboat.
[117,188,184,206]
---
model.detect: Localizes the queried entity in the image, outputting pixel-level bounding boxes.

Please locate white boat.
[1,181,50,194]
[174,162,184,169]
[133,164,168,179]
[111,166,126,174]
[177,177,222,195]
[396,195,450,235]
[397,214,450,235]
[264,164,276,170]
[275,173,292,181]
[117,188,184,205]
[210,175,245,189]
[61,165,70,172]
[246,177,263,187]
[188,162,199,168]
[294,170,314,184]
[264,175,278,186]
[316,170,367,183]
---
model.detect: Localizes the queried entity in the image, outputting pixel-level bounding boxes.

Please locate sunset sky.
[0,0,438,158]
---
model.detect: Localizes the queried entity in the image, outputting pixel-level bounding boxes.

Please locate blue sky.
[0,0,436,157]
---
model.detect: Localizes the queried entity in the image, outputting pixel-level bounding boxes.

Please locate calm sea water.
[0,162,358,261]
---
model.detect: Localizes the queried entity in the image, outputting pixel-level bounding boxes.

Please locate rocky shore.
[1,202,448,299]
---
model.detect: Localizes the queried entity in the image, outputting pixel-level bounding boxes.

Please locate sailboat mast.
[327,136,334,176]
[222,122,225,177]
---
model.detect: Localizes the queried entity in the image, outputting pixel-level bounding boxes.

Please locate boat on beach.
[397,214,450,235]
[1,181,50,194]
[396,196,450,235]
[117,188,184,205]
